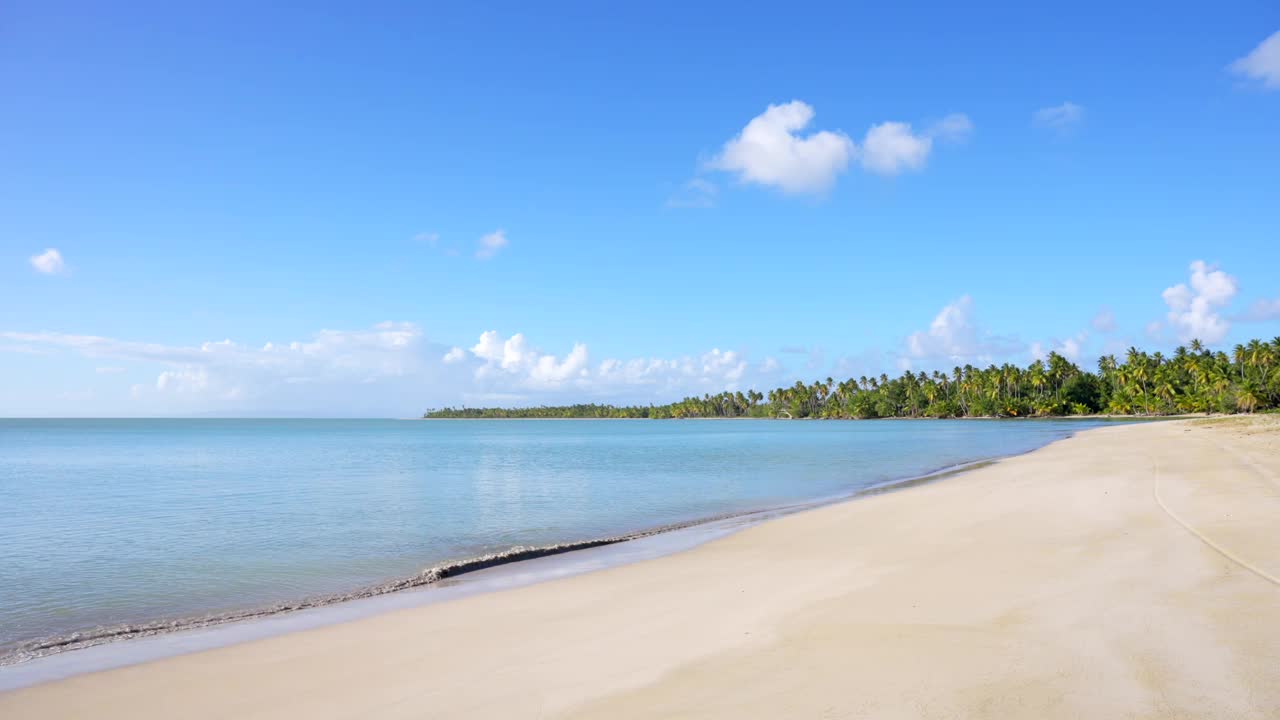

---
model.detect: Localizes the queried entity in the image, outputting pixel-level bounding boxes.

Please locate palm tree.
[1236,383,1260,413]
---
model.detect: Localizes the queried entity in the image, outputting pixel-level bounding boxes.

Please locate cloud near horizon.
[5,259,1269,415]
[445,330,783,401]
[898,295,1023,370]
[1,323,439,413]
[0,325,787,416]
[1156,260,1239,344]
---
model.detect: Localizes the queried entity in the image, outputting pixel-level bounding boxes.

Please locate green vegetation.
[424,338,1280,419]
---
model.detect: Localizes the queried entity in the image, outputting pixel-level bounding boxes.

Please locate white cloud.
[1230,30,1280,90]
[859,114,972,176]
[1160,260,1239,344]
[900,295,1021,369]
[530,343,590,386]
[471,330,529,368]
[475,230,508,260]
[29,248,66,274]
[860,122,932,175]
[466,331,590,389]
[414,232,440,246]
[1033,102,1084,131]
[442,347,466,363]
[709,101,855,195]
[1091,308,1117,333]
[1238,296,1280,322]
[706,102,972,193]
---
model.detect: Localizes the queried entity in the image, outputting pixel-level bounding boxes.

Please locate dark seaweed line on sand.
[0,511,790,666]
[0,449,1025,668]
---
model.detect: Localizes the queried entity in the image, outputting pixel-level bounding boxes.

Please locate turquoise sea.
[0,418,1109,657]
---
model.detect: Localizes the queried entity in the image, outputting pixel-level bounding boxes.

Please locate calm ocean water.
[0,418,1108,652]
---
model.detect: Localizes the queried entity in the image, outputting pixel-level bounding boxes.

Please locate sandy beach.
[3,416,1278,719]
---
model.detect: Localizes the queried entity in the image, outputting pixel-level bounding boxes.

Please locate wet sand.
[3,416,1278,718]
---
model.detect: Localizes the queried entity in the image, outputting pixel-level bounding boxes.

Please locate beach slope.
[3,417,1279,719]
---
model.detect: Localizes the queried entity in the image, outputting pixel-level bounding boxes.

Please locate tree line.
[424,338,1280,419]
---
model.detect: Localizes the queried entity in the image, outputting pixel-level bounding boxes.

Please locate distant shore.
[4,415,1278,718]
[417,413,1189,420]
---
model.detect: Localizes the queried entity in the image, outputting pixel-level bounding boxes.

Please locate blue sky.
[3,2,1279,416]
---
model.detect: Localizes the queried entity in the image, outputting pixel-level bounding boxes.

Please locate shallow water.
[0,418,1110,651]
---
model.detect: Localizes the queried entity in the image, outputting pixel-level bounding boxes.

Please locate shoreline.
[0,453,1006,683]
[5,416,1277,718]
